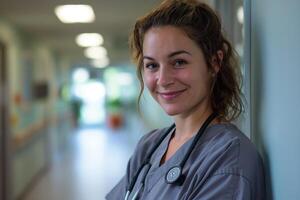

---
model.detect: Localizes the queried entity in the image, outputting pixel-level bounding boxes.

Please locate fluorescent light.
[91,57,110,68]
[76,33,104,47]
[55,5,95,23]
[84,46,107,60]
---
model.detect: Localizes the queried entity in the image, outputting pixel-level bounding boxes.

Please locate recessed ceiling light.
[55,5,95,23]
[84,46,107,60]
[76,33,104,47]
[91,57,110,68]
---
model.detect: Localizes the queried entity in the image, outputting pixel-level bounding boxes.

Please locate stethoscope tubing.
[125,113,217,200]
[178,112,217,168]
[126,124,175,193]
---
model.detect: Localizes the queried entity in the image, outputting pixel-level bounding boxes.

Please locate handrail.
[11,113,70,152]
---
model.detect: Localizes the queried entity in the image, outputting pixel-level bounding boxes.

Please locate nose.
[157,65,174,87]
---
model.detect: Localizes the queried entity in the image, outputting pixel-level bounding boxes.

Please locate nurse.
[106,0,266,199]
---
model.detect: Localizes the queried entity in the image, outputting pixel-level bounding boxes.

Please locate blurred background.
[0,0,299,200]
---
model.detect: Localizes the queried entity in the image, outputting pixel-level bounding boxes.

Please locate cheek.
[181,67,212,90]
[143,73,156,91]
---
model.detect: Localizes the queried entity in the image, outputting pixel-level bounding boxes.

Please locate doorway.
[0,41,9,200]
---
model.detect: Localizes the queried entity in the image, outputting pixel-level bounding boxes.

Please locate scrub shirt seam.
[209,136,254,200]
[209,139,252,200]
[144,128,175,194]
[210,172,253,200]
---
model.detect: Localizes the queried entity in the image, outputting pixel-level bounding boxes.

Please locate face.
[142,26,215,117]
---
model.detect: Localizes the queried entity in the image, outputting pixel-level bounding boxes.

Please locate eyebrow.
[143,50,192,60]
[169,50,192,58]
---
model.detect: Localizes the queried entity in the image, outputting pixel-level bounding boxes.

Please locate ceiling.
[0,0,161,65]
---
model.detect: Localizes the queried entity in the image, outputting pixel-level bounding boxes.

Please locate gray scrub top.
[106,123,266,200]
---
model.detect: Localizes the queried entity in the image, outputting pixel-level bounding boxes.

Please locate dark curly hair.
[129,0,244,121]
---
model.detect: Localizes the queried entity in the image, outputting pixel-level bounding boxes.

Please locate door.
[0,41,9,200]
[214,0,251,137]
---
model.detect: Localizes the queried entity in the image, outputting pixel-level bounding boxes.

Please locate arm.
[184,130,265,200]
[105,157,132,200]
[188,172,252,200]
[106,129,160,200]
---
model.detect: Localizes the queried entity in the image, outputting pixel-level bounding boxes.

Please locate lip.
[157,89,186,100]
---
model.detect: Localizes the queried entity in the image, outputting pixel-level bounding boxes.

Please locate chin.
[162,107,181,116]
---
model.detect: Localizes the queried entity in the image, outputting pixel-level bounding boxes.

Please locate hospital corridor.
[0,0,300,200]
[22,119,144,200]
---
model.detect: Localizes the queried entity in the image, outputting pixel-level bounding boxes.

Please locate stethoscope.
[124,112,217,200]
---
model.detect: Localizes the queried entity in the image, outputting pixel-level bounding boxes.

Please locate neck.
[173,105,218,142]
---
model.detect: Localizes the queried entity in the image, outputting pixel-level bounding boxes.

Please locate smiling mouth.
[158,89,187,100]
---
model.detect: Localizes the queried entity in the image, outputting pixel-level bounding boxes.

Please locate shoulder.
[105,127,171,200]
[135,126,170,154]
[128,126,171,172]
[199,123,264,173]
[186,123,265,199]
[192,123,265,197]
[204,123,263,170]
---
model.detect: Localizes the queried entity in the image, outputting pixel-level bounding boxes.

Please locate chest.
[160,136,190,165]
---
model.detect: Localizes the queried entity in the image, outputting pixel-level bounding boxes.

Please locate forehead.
[142,26,200,56]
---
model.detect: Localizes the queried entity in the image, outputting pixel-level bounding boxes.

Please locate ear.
[211,50,223,74]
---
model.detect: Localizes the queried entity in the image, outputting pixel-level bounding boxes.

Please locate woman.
[106,0,265,199]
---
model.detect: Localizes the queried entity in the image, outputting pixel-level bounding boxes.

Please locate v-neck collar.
[150,123,227,170]
[140,123,232,197]
[142,127,195,194]
[151,127,198,170]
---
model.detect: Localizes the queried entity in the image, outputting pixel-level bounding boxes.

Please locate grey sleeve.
[105,129,160,200]
[105,158,132,200]
[105,176,127,200]
[187,173,252,200]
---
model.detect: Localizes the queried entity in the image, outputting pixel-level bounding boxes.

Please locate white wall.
[0,18,74,200]
[251,0,300,199]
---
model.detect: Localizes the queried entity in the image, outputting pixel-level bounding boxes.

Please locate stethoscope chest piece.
[125,113,217,199]
[165,166,183,184]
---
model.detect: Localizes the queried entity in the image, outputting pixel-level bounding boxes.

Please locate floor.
[23,116,145,200]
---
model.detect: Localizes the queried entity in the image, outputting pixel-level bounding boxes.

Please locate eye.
[173,59,187,68]
[144,62,158,71]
